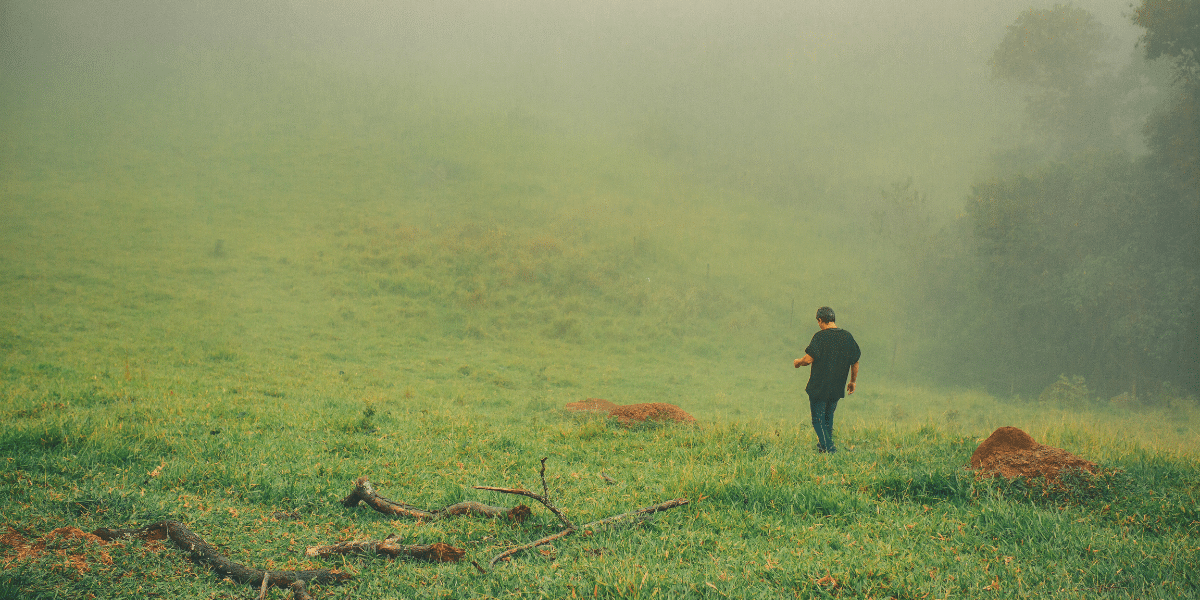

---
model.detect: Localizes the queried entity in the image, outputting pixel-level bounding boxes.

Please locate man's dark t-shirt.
[804,328,861,399]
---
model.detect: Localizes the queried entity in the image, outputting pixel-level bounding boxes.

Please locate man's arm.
[846,361,859,394]
[794,354,813,368]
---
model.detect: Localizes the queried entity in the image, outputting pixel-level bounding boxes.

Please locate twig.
[288,580,313,600]
[540,457,549,498]
[486,498,688,567]
[488,528,575,568]
[92,521,350,589]
[305,534,465,562]
[473,458,573,529]
[341,476,530,522]
[479,464,689,571]
[257,571,270,600]
[578,498,690,530]
[340,477,436,519]
[473,485,573,529]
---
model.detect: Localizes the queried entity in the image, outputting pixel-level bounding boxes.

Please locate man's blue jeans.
[809,395,839,453]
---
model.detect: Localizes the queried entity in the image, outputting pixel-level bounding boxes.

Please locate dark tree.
[990,5,1116,154]
[1133,0,1200,394]
[1134,0,1200,80]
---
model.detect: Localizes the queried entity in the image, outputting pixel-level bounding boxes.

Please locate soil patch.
[564,399,695,425]
[970,426,1098,481]
[0,526,114,573]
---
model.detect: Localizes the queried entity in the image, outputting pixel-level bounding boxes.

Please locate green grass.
[1,389,1197,599]
[1,73,1198,599]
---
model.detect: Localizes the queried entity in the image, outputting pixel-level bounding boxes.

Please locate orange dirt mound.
[564,399,695,425]
[970,426,1098,481]
[609,402,697,425]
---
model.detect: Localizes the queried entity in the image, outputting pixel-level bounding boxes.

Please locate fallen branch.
[487,527,575,568]
[289,580,314,600]
[340,476,530,522]
[485,498,689,568]
[474,458,689,570]
[92,521,350,589]
[257,571,270,600]
[304,534,465,562]
[474,457,574,529]
[578,497,690,531]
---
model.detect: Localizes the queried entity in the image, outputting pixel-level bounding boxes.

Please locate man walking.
[794,306,860,453]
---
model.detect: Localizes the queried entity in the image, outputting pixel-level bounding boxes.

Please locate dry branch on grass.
[92,520,351,590]
[288,580,314,600]
[340,476,531,522]
[304,534,465,562]
[475,457,574,529]
[483,498,690,568]
[475,458,690,569]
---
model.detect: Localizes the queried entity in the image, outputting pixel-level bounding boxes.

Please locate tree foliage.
[990,4,1105,93]
[989,4,1117,155]
[1134,0,1200,81]
[1137,0,1200,192]
[965,152,1189,395]
[952,2,1200,399]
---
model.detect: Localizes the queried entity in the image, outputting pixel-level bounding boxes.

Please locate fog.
[2,0,1144,204]
[3,0,1191,405]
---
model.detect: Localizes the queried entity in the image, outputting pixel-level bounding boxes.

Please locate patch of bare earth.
[564,398,695,425]
[970,426,1098,481]
[1,526,115,574]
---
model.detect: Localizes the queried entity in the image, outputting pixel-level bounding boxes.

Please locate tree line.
[892,1,1198,401]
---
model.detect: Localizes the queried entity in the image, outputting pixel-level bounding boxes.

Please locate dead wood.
[91,521,350,589]
[304,534,465,562]
[340,476,530,522]
[485,498,689,568]
[577,498,690,530]
[340,477,436,519]
[257,571,270,600]
[474,459,689,570]
[290,580,315,600]
[289,580,314,600]
[474,457,574,529]
[487,527,575,568]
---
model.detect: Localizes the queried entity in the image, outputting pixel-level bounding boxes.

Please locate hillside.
[2,50,1198,599]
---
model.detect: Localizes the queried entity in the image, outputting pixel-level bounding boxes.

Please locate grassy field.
[2,82,1199,599]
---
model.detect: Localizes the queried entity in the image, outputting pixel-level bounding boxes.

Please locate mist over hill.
[1,0,1194,402]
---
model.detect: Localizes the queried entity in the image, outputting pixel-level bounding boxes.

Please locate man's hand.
[794,358,803,368]
[794,355,813,368]
[846,381,856,394]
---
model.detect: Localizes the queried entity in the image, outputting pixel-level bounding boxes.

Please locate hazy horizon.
[1,0,1151,209]
[1,0,1185,403]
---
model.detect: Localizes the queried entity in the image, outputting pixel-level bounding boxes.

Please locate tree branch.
[578,498,690,530]
[484,498,690,569]
[473,457,573,530]
[92,521,350,589]
[288,580,314,600]
[488,528,575,568]
[304,534,465,562]
[341,476,530,523]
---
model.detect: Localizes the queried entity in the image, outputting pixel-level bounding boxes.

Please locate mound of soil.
[564,398,695,425]
[970,426,1098,481]
[609,402,697,425]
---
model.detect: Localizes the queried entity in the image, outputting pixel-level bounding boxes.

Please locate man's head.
[815,306,836,324]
